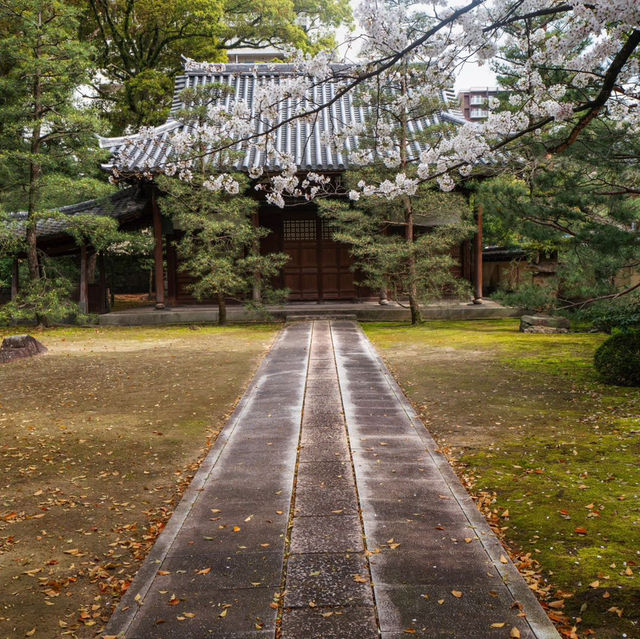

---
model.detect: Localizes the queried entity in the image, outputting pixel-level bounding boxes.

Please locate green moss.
[366,320,640,636]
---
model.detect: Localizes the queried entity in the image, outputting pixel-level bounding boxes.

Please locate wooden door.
[282,217,356,301]
[282,218,320,301]
[319,222,356,300]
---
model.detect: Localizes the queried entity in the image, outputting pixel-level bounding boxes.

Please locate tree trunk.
[399,64,421,325]
[217,292,227,326]
[404,197,421,325]
[11,259,19,300]
[26,10,44,282]
[152,191,165,309]
[251,212,262,303]
[473,203,484,303]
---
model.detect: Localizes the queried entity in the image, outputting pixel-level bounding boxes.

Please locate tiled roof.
[9,187,147,241]
[99,63,465,174]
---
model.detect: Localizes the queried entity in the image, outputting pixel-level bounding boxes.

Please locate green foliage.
[570,294,640,333]
[491,283,557,313]
[113,70,175,131]
[478,59,640,306]
[594,331,640,387]
[0,0,107,212]
[0,276,86,326]
[321,180,473,319]
[157,175,288,324]
[84,0,353,131]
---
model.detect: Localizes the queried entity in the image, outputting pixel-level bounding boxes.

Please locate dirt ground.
[365,320,640,639]
[0,325,277,639]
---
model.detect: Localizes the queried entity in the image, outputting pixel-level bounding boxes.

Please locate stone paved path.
[105,321,559,639]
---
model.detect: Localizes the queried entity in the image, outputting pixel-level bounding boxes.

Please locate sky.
[337,0,498,93]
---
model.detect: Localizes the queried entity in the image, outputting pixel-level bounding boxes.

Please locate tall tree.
[83,0,352,131]
[156,83,288,324]
[0,0,106,280]
[318,0,472,324]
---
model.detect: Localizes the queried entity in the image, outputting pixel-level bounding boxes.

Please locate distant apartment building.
[458,87,499,121]
[226,47,287,63]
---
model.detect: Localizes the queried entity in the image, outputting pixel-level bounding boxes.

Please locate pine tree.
[0,0,106,282]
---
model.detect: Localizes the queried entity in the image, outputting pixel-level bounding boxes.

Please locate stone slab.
[284,552,373,607]
[289,515,363,555]
[281,605,379,639]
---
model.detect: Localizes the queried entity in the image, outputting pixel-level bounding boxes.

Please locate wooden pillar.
[151,191,165,310]
[473,203,484,304]
[98,253,109,313]
[251,212,262,303]
[79,244,89,314]
[316,216,323,304]
[11,259,19,300]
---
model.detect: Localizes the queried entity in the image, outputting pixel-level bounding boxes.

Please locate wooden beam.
[11,259,19,300]
[473,203,484,303]
[79,244,89,314]
[151,191,165,310]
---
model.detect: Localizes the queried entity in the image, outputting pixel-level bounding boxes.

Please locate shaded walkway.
[105,321,559,639]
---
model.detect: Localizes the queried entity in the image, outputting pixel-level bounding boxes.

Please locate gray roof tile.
[99,63,464,174]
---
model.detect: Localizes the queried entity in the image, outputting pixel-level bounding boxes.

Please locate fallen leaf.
[184,612,195,618]
[168,595,180,606]
[233,526,241,533]
[196,568,211,575]
[548,600,565,609]
[575,527,588,535]
[25,630,36,637]
[219,608,228,618]
[437,599,445,605]
[510,628,521,638]
[491,622,505,628]
[451,590,463,598]
[500,555,509,564]
[158,571,171,576]
[589,580,600,588]
[353,575,368,583]
[464,538,473,543]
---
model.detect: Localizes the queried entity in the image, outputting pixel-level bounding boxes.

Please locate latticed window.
[283,219,316,240]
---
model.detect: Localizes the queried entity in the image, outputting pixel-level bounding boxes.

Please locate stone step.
[285,313,358,322]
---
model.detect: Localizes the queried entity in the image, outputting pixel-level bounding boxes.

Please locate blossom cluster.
[108,0,640,207]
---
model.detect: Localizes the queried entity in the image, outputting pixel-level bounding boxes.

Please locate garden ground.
[365,320,640,639]
[1,320,638,638]
[0,325,278,639]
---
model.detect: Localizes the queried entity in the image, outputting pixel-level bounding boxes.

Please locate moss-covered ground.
[365,320,640,639]
[0,325,277,639]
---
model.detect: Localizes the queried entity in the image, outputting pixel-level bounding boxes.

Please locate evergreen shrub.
[594,331,640,387]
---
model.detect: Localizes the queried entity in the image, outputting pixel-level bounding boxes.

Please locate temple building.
[10,62,483,311]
